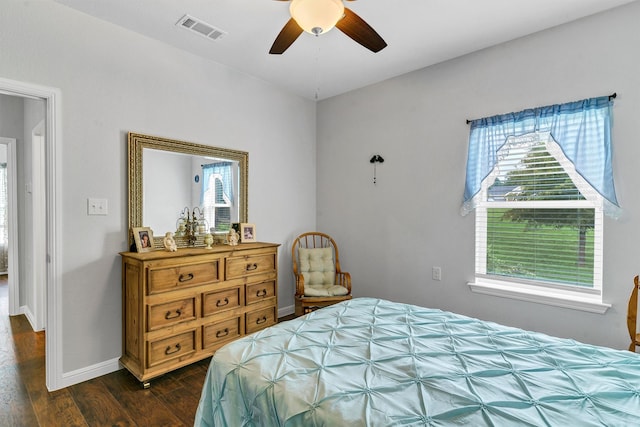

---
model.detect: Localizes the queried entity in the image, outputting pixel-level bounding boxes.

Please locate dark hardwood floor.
[0,276,296,426]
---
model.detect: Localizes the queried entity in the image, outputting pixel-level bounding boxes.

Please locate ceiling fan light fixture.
[290,0,345,35]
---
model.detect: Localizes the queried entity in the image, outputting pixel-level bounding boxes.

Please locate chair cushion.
[304,284,349,297]
[298,247,335,288]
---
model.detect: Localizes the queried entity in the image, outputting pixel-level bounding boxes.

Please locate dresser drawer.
[147,297,196,331]
[226,253,275,279]
[245,306,277,334]
[203,317,242,349]
[202,287,242,317]
[246,280,276,305]
[148,261,220,294]
[147,330,196,368]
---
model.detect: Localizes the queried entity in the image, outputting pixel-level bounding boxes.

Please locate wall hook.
[369,154,384,184]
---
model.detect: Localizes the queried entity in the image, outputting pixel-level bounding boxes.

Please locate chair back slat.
[299,233,330,249]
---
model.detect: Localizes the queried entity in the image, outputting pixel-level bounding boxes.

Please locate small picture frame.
[132,227,154,252]
[240,223,256,243]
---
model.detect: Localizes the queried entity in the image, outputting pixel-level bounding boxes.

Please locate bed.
[195,298,640,426]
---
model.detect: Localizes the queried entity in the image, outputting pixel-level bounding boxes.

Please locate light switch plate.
[88,198,108,215]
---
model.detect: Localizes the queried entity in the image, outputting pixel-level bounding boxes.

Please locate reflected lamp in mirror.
[175,206,210,247]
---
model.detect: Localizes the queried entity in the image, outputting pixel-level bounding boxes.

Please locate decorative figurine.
[163,232,177,252]
[227,228,239,246]
[204,232,214,249]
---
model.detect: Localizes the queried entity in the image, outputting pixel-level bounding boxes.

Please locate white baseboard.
[48,305,295,391]
[56,357,122,390]
[19,305,43,332]
[278,304,295,318]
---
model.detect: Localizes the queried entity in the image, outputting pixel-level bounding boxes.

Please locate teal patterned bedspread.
[194,298,640,426]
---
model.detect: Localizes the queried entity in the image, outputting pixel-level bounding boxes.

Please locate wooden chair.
[627,275,640,352]
[292,232,352,316]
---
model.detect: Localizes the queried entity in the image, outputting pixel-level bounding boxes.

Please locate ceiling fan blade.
[269,18,304,54]
[336,7,387,53]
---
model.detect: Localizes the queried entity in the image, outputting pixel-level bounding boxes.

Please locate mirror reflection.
[143,148,240,234]
[128,132,248,248]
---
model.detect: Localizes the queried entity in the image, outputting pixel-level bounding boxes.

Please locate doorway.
[0,98,45,331]
[0,76,61,391]
[0,137,18,318]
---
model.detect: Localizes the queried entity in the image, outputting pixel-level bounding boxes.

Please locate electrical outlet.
[432,266,442,281]
[88,198,108,215]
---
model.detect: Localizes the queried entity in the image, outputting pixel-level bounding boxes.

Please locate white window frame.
[468,133,610,314]
[203,173,232,232]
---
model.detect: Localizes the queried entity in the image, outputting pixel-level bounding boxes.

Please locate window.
[478,133,602,287]
[463,96,619,313]
[201,162,234,233]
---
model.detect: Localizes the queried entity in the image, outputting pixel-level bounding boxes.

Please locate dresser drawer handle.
[165,309,182,320]
[256,316,267,325]
[165,343,181,355]
[216,297,229,307]
[256,289,267,298]
[178,273,194,282]
[246,263,258,271]
[216,328,229,338]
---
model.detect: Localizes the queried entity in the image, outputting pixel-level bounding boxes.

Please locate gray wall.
[1,1,317,375]
[317,2,640,350]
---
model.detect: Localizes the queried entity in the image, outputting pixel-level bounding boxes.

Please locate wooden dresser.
[120,242,279,386]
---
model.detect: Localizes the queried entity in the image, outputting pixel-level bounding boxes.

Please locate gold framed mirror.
[127,132,248,249]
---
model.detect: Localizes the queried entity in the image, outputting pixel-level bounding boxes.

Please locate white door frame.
[32,121,47,331]
[0,137,19,316]
[0,76,62,391]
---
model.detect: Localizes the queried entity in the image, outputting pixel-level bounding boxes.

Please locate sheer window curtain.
[462,96,621,218]
[0,163,8,273]
[201,162,234,204]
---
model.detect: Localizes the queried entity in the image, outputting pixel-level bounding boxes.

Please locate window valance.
[462,96,620,218]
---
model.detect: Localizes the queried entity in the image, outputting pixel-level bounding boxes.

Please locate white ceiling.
[53,0,636,100]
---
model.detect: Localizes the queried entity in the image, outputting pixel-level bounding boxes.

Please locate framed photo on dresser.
[132,227,154,252]
[240,223,256,243]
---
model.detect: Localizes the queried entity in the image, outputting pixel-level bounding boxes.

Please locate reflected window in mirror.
[202,161,236,233]
[142,150,241,235]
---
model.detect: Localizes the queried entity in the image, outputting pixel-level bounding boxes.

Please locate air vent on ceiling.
[176,14,227,41]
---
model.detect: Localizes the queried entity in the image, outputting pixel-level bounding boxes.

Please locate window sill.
[468,279,611,314]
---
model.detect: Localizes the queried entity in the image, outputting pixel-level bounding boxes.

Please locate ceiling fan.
[269,0,387,55]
